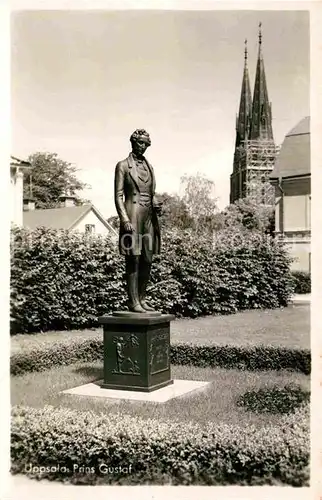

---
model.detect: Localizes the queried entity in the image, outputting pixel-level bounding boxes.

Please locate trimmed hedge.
[292,271,311,294]
[11,404,310,485]
[10,336,311,376]
[171,343,311,375]
[236,384,310,414]
[10,337,103,375]
[11,226,295,333]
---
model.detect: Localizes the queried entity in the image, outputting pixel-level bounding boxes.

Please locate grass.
[171,305,310,349]
[11,361,310,429]
[10,304,310,355]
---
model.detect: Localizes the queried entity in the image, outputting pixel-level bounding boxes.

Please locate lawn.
[11,361,310,429]
[10,304,310,487]
[10,304,310,355]
[172,305,309,348]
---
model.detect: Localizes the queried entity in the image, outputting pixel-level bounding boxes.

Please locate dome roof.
[270,116,310,179]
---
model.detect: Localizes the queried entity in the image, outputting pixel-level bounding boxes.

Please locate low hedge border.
[10,336,311,376]
[11,337,103,376]
[171,343,311,374]
[11,404,309,486]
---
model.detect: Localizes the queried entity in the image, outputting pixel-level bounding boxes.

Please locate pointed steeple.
[235,39,252,148]
[250,23,274,141]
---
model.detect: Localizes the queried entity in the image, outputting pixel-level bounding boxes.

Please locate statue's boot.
[138,259,156,312]
[126,257,146,313]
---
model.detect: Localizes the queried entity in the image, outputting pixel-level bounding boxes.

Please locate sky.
[11,9,309,217]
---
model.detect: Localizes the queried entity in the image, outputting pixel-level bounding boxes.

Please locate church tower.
[230,24,278,205]
[230,39,252,203]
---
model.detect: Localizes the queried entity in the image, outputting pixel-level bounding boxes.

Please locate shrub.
[150,228,294,317]
[171,343,311,375]
[10,227,125,333]
[214,198,274,233]
[10,336,311,376]
[10,404,310,485]
[236,384,310,414]
[10,225,295,333]
[291,271,311,294]
[10,336,103,375]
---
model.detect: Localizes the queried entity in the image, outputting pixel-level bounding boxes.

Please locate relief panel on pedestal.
[149,329,170,375]
[112,333,141,376]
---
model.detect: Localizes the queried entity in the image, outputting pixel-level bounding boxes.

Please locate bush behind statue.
[10,226,294,333]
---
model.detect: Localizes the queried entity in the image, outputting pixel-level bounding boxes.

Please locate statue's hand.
[153,199,163,216]
[123,221,135,232]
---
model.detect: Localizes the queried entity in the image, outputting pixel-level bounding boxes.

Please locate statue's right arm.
[114,162,130,226]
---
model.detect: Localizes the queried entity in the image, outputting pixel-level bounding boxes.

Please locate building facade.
[270,117,311,272]
[10,156,31,226]
[230,25,278,206]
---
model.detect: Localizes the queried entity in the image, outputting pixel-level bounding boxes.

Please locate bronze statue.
[114,129,162,313]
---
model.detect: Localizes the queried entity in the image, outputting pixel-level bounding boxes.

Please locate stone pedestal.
[98,313,174,392]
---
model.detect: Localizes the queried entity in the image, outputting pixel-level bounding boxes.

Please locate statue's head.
[130,129,151,157]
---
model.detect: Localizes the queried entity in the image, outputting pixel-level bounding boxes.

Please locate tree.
[213,198,274,233]
[106,194,193,231]
[107,215,120,230]
[156,192,194,230]
[180,173,218,233]
[23,152,90,209]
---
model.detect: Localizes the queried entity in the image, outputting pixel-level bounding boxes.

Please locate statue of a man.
[114,129,162,313]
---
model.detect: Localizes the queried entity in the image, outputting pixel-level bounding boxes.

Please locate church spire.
[250,22,274,141]
[235,38,252,148]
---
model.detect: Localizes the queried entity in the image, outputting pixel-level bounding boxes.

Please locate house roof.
[270,116,310,179]
[10,155,31,169]
[23,203,116,234]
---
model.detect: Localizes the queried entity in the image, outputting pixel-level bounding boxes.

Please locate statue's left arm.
[149,162,163,216]
[152,195,163,216]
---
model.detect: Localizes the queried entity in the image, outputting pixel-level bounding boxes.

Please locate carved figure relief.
[149,331,170,375]
[112,334,140,375]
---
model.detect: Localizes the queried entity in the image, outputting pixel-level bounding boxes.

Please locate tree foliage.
[180,173,218,233]
[213,199,275,234]
[156,192,193,230]
[107,215,120,231]
[23,152,89,209]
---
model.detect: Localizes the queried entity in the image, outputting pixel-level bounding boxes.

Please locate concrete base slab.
[61,379,210,403]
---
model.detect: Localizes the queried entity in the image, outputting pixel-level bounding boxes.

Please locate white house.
[10,156,31,226]
[23,194,117,238]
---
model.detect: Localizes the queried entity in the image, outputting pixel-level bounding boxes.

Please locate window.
[85,224,95,234]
